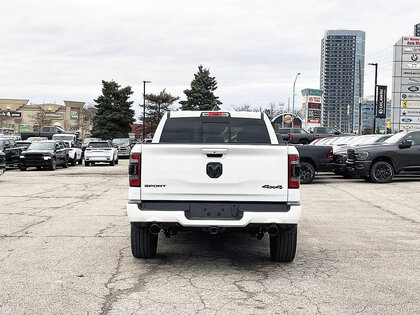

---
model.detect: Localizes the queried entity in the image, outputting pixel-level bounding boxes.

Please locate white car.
[52,134,82,166]
[127,111,301,262]
[84,141,118,166]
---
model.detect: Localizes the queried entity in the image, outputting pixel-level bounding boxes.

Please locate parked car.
[127,111,301,262]
[84,141,118,166]
[0,138,23,167]
[278,126,349,144]
[112,138,131,158]
[63,142,83,166]
[19,140,69,171]
[15,140,33,150]
[0,151,5,176]
[27,137,48,142]
[53,134,82,166]
[294,144,334,184]
[333,135,391,176]
[20,126,75,140]
[81,138,101,158]
[277,128,313,144]
[346,131,420,183]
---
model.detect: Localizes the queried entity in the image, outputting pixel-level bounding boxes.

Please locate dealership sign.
[376,85,387,119]
[402,70,420,77]
[402,101,420,108]
[401,108,420,116]
[0,110,21,117]
[401,77,420,85]
[401,93,420,100]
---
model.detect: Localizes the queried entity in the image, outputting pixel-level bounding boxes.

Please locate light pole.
[368,63,378,134]
[142,80,151,140]
[292,73,301,127]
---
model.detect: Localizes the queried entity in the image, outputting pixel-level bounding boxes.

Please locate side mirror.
[399,139,412,149]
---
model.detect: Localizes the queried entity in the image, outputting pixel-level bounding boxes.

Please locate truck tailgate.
[141,144,289,202]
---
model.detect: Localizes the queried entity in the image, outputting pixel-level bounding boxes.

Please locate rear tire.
[78,157,83,165]
[20,167,27,171]
[63,158,68,168]
[131,225,158,258]
[270,225,297,262]
[71,158,76,166]
[299,162,315,184]
[110,159,115,166]
[85,161,90,167]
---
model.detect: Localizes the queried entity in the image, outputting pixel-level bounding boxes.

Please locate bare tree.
[232,105,260,112]
[31,108,51,130]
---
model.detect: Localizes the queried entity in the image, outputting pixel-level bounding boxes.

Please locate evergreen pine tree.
[179,65,222,110]
[145,89,179,134]
[91,80,135,139]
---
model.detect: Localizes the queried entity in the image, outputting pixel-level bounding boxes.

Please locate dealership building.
[0,98,87,136]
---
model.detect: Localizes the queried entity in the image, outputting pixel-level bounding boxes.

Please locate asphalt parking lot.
[0,162,419,314]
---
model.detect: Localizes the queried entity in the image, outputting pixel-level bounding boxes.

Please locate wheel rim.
[300,165,313,182]
[374,164,392,182]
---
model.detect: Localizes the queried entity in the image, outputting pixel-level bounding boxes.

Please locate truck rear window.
[160,117,271,144]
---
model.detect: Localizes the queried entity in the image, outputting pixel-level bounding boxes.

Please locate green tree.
[179,65,222,110]
[92,80,135,139]
[145,89,179,135]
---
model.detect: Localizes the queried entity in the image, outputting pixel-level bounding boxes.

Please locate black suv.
[19,140,69,171]
[0,138,23,166]
[346,131,420,183]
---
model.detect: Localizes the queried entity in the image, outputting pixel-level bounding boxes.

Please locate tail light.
[129,153,141,187]
[288,154,300,189]
[327,148,333,159]
[289,134,293,142]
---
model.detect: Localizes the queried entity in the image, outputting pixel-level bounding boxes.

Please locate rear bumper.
[85,155,112,162]
[126,202,301,227]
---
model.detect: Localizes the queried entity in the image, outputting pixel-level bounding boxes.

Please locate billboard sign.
[376,85,387,118]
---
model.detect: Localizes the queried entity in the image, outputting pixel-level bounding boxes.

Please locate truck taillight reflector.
[327,148,333,159]
[288,154,300,189]
[129,153,141,187]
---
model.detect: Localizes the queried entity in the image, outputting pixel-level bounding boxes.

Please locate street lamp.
[142,80,151,140]
[368,63,378,134]
[292,73,301,127]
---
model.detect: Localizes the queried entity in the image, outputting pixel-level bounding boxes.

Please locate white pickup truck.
[127,111,301,262]
[52,134,82,166]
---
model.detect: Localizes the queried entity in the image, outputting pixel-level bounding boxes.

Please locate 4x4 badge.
[262,185,283,189]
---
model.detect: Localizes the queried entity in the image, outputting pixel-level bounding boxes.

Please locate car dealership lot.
[0,163,419,314]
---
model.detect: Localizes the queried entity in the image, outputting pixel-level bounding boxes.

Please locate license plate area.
[185,203,243,220]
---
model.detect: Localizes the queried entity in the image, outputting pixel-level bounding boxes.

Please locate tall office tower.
[415,23,420,37]
[320,30,366,132]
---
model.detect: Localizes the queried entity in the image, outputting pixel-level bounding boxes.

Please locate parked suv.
[19,140,69,171]
[0,151,5,176]
[127,111,301,262]
[346,131,420,183]
[112,138,131,158]
[0,138,23,167]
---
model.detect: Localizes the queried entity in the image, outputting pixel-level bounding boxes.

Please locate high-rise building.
[415,23,420,37]
[320,30,366,132]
